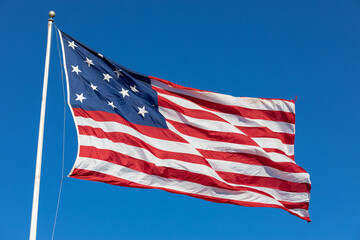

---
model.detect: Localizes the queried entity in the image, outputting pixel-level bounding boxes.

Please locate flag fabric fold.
[59,30,311,221]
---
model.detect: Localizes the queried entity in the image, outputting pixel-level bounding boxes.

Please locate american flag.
[59,30,311,221]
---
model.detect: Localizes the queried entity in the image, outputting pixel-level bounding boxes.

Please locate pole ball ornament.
[49,11,56,18]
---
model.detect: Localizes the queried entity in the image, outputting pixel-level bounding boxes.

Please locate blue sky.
[1,0,360,239]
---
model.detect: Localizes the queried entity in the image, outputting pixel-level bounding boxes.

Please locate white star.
[114,68,123,77]
[90,83,98,91]
[107,101,116,109]
[68,41,77,50]
[119,88,129,98]
[130,85,139,92]
[98,53,103,58]
[103,73,113,82]
[71,65,81,75]
[75,93,86,103]
[84,57,94,67]
[137,106,148,118]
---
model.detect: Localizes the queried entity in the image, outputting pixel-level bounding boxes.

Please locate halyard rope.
[51,23,67,240]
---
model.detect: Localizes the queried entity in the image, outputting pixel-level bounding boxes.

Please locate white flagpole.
[29,10,55,240]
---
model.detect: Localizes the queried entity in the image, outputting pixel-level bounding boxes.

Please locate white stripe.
[74,157,288,208]
[234,116,295,134]
[76,115,306,185]
[160,106,245,135]
[253,187,309,203]
[76,113,296,177]
[78,135,225,182]
[208,159,310,184]
[75,116,201,156]
[289,208,310,218]
[267,152,294,163]
[78,135,310,202]
[161,107,295,163]
[164,121,271,161]
[75,108,296,168]
[79,131,307,183]
[158,108,304,183]
[162,123,309,185]
[161,106,294,156]
[152,79,295,113]
[252,138,294,156]
[158,91,295,134]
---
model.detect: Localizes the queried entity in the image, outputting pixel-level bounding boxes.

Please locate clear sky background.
[1,0,359,239]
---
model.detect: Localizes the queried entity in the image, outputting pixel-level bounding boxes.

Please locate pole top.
[49,10,56,19]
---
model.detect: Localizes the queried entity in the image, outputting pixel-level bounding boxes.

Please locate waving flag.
[59,30,311,221]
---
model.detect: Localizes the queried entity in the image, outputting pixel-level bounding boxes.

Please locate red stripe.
[150,76,296,104]
[78,146,275,195]
[78,146,309,193]
[79,124,304,176]
[78,125,211,167]
[197,149,306,173]
[78,123,301,173]
[73,108,186,143]
[159,95,294,145]
[79,124,305,176]
[279,200,309,210]
[237,126,295,145]
[162,119,300,173]
[263,148,295,160]
[153,85,295,124]
[74,110,299,171]
[166,119,259,147]
[158,95,227,122]
[216,171,310,193]
[70,168,310,221]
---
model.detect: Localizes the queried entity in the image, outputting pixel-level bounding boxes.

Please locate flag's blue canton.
[61,31,168,128]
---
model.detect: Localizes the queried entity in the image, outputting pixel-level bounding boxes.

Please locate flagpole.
[29,10,55,240]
